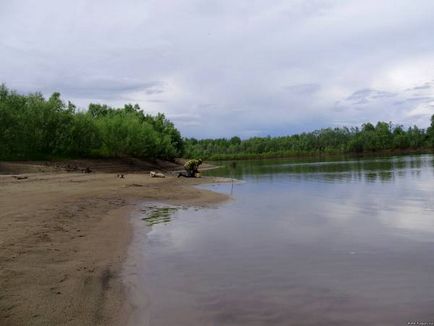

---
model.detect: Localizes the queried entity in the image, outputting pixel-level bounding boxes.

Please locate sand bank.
[0,169,229,325]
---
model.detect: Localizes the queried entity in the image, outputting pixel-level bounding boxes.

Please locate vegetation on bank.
[1,84,433,162]
[184,117,434,160]
[0,84,183,161]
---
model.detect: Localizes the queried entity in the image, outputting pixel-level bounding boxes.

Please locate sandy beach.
[0,162,229,326]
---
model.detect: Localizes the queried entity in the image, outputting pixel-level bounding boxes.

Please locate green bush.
[0,84,183,161]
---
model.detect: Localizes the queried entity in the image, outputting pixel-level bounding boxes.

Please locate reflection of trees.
[205,155,433,183]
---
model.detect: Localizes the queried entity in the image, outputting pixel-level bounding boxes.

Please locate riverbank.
[196,148,433,161]
[0,168,230,325]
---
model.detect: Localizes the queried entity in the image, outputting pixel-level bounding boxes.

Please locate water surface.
[137,155,434,325]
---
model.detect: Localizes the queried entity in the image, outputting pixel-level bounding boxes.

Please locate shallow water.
[136,154,434,325]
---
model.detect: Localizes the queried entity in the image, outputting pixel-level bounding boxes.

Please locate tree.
[0,84,183,161]
[428,115,434,148]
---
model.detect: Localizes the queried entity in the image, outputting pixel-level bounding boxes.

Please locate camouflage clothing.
[184,159,202,177]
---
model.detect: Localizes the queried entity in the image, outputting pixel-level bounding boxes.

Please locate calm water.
[136,155,434,325]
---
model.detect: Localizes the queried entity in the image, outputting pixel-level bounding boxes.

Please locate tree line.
[1,84,434,162]
[0,84,183,160]
[184,118,434,160]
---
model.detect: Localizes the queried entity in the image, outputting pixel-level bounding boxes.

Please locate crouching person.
[178,159,203,178]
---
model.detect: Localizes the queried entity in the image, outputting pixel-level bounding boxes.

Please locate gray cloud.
[284,83,321,95]
[406,81,434,91]
[57,78,163,99]
[345,89,397,105]
[393,97,434,106]
[1,0,434,137]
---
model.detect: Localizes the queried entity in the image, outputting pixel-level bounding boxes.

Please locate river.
[134,154,434,325]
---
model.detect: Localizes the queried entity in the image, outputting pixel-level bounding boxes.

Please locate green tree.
[0,84,183,161]
[427,115,434,148]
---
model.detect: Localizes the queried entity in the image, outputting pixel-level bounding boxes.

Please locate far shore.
[201,148,434,161]
[0,160,231,326]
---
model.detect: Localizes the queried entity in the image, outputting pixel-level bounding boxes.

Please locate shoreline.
[121,202,159,326]
[0,171,230,325]
[122,188,233,326]
[200,148,434,161]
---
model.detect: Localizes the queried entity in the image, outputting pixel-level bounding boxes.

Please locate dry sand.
[0,164,229,326]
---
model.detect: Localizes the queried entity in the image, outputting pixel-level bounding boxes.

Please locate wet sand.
[0,170,229,326]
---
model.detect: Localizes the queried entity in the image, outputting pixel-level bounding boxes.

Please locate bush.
[0,84,183,161]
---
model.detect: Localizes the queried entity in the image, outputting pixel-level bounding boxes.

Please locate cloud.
[283,83,321,95]
[57,78,163,99]
[1,0,434,137]
[345,89,397,105]
[407,81,434,91]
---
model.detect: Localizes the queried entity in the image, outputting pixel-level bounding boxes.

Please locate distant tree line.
[184,117,434,160]
[0,84,183,160]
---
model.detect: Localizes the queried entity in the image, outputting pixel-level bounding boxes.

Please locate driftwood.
[12,176,28,180]
[150,171,165,178]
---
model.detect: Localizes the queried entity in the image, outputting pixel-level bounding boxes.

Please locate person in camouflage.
[180,159,203,177]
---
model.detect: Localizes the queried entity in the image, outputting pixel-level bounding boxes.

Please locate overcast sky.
[1,0,434,138]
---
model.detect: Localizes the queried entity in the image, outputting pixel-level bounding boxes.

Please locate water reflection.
[205,154,432,184]
[137,154,434,326]
[140,205,179,226]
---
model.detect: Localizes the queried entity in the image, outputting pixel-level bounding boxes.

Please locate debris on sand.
[150,171,165,178]
[12,175,28,180]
